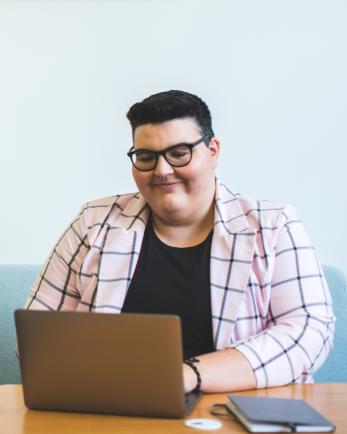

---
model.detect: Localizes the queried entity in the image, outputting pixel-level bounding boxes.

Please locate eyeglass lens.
[132,145,192,171]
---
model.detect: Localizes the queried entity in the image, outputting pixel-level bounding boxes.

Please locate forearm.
[184,348,256,393]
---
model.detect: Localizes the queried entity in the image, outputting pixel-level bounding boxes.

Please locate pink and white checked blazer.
[25,180,335,388]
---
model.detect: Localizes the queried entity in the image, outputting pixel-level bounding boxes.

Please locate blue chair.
[0,264,345,384]
[0,265,40,384]
[314,265,347,382]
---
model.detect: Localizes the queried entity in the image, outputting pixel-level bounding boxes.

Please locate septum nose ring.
[159,176,167,181]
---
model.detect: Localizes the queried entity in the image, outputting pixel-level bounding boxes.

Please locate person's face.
[131,118,220,223]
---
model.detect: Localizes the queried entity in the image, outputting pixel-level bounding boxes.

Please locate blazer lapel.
[92,194,149,312]
[210,182,257,349]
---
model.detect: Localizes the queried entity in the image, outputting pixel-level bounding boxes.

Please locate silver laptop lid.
[15,310,196,418]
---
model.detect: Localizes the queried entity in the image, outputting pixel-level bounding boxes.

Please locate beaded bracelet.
[183,357,201,393]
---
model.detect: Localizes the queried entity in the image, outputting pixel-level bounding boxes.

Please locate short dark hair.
[126,90,214,139]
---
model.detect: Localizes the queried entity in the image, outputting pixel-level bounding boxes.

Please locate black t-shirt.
[121,219,215,359]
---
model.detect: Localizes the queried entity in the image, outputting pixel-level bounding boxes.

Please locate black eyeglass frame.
[127,133,211,172]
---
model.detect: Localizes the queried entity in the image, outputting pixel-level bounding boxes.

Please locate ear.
[208,137,221,168]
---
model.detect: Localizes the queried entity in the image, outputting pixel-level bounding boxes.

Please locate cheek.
[177,159,213,186]
[132,169,149,190]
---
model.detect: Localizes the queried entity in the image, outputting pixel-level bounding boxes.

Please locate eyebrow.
[133,140,195,153]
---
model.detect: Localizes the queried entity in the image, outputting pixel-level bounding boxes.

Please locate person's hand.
[183,362,198,393]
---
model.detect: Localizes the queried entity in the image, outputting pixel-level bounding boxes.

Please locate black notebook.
[226,395,335,432]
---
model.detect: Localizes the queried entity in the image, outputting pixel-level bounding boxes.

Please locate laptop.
[14,309,201,418]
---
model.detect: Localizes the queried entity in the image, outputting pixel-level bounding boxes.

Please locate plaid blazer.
[25,180,335,388]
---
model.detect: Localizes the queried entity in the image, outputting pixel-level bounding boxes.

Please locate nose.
[153,155,174,177]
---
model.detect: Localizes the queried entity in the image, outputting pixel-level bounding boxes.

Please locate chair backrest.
[314,265,347,382]
[0,264,346,384]
[0,265,40,384]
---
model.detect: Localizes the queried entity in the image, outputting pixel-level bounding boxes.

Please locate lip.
[150,181,183,189]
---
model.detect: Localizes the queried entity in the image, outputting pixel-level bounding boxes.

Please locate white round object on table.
[185,418,222,431]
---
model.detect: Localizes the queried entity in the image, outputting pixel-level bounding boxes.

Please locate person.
[24,90,335,394]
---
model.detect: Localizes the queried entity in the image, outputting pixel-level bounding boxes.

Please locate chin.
[151,196,186,216]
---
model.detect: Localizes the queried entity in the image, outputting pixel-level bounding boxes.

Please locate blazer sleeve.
[24,204,90,311]
[233,205,335,388]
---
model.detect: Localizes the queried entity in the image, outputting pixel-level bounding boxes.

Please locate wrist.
[183,364,197,393]
[183,357,201,393]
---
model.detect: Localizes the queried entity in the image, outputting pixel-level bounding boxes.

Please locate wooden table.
[0,384,345,433]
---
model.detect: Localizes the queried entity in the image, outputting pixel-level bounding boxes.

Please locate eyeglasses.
[127,134,210,172]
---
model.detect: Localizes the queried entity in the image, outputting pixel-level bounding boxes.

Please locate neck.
[151,199,215,248]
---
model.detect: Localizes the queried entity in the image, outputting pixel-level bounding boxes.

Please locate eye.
[167,146,190,159]
[135,152,155,162]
